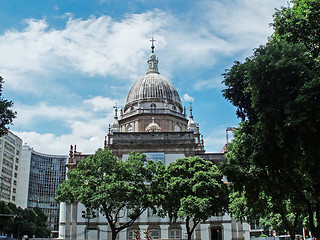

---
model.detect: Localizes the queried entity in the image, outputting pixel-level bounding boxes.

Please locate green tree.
[0,201,51,238]
[56,148,158,240]
[0,76,16,137]
[33,207,51,238]
[153,156,228,240]
[272,0,320,58]
[0,201,14,234]
[222,36,320,239]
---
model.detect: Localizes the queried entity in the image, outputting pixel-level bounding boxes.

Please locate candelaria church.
[58,41,250,240]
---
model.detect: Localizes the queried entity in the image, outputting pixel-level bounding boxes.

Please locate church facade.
[58,41,249,240]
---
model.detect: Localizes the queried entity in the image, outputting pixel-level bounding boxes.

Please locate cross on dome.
[147,37,159,74]
[150,37,156,53]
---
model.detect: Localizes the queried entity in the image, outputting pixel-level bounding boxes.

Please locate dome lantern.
[147,37,159,74]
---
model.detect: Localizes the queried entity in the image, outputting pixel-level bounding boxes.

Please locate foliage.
[272,0,320,58]
[222,32,320,239]
[56,148,159,240]
[0,201,50,238]
[0,201,14,233]
[0,76,16,137]
[152,156,228,240]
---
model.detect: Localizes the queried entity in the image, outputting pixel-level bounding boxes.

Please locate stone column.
[160,224,169,239]
[118,229,127,240]
[71,201,78,239]
[58,202,66,239]
[180,223,187,240]
[200,223,210,240]
[139,225,149,240]
[222,222,232,240]
[65,202,71,240]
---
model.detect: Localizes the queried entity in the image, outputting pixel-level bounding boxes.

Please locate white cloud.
[183,93,194,102]
[84,96,123,112]
[4,0,289,156]
[204,127,228,153]
[12,96,117,154]
[194,78,224,91]
[0,11,170,94]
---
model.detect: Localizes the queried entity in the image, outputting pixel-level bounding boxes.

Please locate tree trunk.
[289,232,295,240]
[111,228,117,240]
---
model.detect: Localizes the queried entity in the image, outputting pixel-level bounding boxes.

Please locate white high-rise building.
[0,131,22,204]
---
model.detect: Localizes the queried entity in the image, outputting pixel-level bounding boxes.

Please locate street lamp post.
[82,210,97,239]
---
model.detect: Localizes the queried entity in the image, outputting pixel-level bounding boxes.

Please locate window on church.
[145,152,165,164]
[128,228,139,240]
[127,125,133,132]
[169,227,181,239]
[149,228,160,239]
[174,124,181,132]
[150,103,156,113]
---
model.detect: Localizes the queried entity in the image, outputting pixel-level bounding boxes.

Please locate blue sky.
[1,0,288,154]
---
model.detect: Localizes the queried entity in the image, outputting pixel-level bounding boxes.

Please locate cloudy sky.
[1,0,288,155]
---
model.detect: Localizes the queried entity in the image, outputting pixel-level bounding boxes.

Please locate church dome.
[124,73,182,111]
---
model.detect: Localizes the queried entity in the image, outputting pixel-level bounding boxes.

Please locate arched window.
[169,227,181,239]
[150,103,156,113]
[85,227,99,239]
[148,227,161,239]
[128,228,140,240]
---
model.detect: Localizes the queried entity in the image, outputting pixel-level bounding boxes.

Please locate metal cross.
[150,37,156,52]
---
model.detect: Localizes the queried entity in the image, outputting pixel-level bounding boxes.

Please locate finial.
[150,37,156,53]
[113,103,118,118]
[188,103,193,118]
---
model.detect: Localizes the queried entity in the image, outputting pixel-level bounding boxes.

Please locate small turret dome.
[146,118,161,132]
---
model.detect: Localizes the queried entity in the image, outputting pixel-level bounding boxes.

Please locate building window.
[174,124,181,132]
[150,103,156,113]
[14,173,17,178]
[15,165,18,170]
[12,196,15,201]
[127,125,133,132]
[169,227,181,239]
[13,180,17,185]
[128,228,139,240]
[148,228,160,239]
[145,152,165,164]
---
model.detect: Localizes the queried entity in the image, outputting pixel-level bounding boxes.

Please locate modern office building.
[18,145,68,237]
[0,131,22,204]
[59,42,249,240]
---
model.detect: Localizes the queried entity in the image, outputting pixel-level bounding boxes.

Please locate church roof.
[125,73,182,110]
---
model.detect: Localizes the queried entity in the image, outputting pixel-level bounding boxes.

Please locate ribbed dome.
[125,73,182,111]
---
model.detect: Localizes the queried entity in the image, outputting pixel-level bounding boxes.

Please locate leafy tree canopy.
[56,148,160,240]
[222,7,320,236]
[0,76,16,137]
[0,201,50,238]
[272,0,320,58]
[153,156,228,240]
